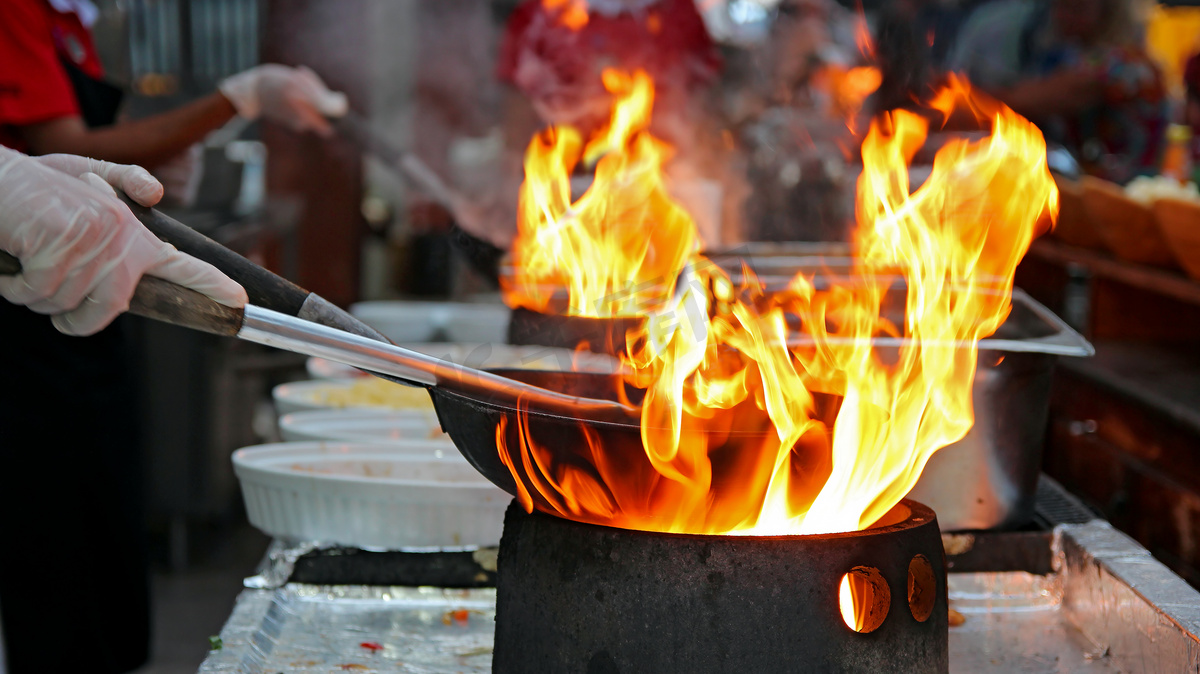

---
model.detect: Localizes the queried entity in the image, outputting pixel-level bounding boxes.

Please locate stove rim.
[519,497,937,543]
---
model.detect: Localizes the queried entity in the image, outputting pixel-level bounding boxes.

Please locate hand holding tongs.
[0,203,634,419]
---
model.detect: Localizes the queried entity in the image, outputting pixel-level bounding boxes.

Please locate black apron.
[0,61,150,674]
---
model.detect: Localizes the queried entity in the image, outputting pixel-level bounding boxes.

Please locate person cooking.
[0,1,343,671]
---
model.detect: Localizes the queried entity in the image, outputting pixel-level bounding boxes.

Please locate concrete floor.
[0,522,269,674]
[0,522,265,674]
[134,525,269,674]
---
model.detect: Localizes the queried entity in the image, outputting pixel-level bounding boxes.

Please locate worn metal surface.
[197,585,495,673]
[1055,521,1200,673]
[493,500,948,673]
[947,572,1118,673]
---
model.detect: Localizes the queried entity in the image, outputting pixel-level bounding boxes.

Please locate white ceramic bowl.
[442,304,512,343]
[349,301,512,344]
[233,442,510,549]
[348,301,455,343]
[278,409,447,443]
[272,378,435,416]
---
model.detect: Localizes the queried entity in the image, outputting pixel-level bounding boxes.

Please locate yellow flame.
[816,65,882,133]
[542,0,589,30]
[503,70,698,317]
[839,574,859,631]
[498,72,1057,535]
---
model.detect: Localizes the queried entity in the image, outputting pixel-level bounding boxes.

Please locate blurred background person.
[401,0,506,295]
[462,0,736,249]
[1185,53,1200,184]
[947,0,1167,184]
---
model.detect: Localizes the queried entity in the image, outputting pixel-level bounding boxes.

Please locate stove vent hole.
[907,554,936,622]
[838,566,890,633]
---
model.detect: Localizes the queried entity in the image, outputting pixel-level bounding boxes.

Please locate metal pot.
[505,264,1093,531]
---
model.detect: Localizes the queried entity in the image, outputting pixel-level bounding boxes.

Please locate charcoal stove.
[493,500,948,674]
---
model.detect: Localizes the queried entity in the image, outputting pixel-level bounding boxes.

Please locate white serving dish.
[233,442,510,549]
[278,409,446,443]
[349,301,511,344]
[442,304,511,343]
[348,301,453,343]
[272,378,435,416]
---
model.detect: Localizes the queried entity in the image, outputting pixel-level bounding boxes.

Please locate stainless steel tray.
[198,585,495,672]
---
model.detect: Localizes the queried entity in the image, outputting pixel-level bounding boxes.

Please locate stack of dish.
[242,316,621,551]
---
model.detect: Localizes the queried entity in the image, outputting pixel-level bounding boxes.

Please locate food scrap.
[360,641,384,652]
[442,609,471,625]
[338,665,370,671]
[948,607,966,627]
[207,635,223,651]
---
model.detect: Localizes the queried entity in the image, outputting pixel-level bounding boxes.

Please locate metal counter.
[200,480,1200,673]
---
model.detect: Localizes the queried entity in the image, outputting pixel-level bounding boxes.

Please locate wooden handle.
[118,194,311,316]
[0,250,243,337]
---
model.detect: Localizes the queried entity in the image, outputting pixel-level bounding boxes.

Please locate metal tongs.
[0,203,635,422]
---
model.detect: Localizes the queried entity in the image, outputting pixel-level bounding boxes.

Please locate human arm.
[18,94,236,167]
[990,66,1104,119]
[14,65,347,167]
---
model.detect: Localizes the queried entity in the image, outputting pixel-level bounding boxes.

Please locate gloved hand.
[0,148,247,336]
[219,64,349,136]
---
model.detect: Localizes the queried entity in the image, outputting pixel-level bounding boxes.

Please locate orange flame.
[502,70,698,317]
[816,65,883,132]
[498,73,1057,535]
[542,0,589,30]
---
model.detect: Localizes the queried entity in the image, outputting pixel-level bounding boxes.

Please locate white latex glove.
[219,64,349,136]
[0,148,247,336]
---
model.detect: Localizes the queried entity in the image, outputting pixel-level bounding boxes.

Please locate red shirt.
[497,0,719,91]
[0,0,103,150]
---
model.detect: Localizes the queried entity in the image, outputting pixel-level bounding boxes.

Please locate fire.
[542,0,589,30]
[502,70,698,317]
[816,65,882,132]
[498,73,1057,535]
